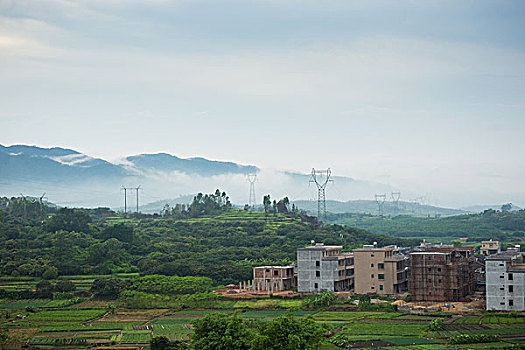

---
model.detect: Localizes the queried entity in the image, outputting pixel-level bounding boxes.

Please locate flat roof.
[353,245,397,252]
[254,265,295,269]
[298,245,342,251]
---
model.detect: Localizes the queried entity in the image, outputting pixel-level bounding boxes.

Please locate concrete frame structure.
[353,244,409,295]
[409,246,476,302]
[486,249,525,311]
[253,265,296,293]
[480,240,501,256]
[297,244,353,293]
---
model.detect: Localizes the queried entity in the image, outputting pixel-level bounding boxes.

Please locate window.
[274,270,279,276]
[266,269,270,273]
[371,254,375,257]
[316,261,320,267]
[509,273,513,280]
[500,287,504,291]
[371,263,374,268]
[509,285,514,293]
[371,274,374,279]
[316,271,320,277]
[378,274,384,280]
[509,299,514,306]
[428,268,431,272]
[378,263,384,269]
[371,286,375,289]
[500,275,504,278]
[379,285,384,291]
[314,283,318,289]
[438,279,442,283]
[437,268,441,272]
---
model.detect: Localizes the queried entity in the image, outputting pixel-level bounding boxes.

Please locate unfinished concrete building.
[353,244,409,295]
[253,265,296,293]
[297,243,354,293]
[486,248,525,311]
[409,246,476,302]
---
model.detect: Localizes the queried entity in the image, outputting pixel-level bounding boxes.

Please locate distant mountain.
[126,153,257,176]
[135,195,196,214]
[293,199,467,217]
[0,144,488,215]
[460,204,522,213]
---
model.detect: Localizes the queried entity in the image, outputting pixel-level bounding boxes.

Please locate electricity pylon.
[375,193,386,216]
[391,191,401,214]
[247,174,257,209]
[310,168,333,219]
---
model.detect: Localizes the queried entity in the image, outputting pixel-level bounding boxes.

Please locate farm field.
[1,298,525,349]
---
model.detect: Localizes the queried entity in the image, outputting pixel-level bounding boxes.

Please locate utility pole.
[375,193,386,217]
[20,193,26,219]
[309,168,333,219]
[39,193,47,222]
[247,174,257,209]
[121,186,128,214]
[135,185,141,213]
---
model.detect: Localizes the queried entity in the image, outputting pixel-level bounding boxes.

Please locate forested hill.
[0,194,419,285]
[324,209,525,244]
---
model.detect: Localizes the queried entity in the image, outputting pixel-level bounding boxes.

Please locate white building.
[297,243,353,293]
[486,248,525,311]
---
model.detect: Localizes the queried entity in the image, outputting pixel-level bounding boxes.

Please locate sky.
[1,0,525,207]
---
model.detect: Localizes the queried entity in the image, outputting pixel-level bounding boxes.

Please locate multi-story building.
[409,246,476,301]
[486,248,525,311]
[353,244,409,295]
[253,265,296,292]
[480,240,501,256]
[297,243,353,292]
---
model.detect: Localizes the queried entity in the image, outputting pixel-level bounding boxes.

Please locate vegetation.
[324,209,525,243]
[0,193,419,286]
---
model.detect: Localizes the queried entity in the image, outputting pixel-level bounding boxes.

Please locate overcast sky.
[1,0,524,207]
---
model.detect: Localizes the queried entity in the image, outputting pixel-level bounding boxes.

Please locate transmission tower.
[391,191,401,214]
[375,193,386,216]
[247,174,257,208]
[309,168,333,219]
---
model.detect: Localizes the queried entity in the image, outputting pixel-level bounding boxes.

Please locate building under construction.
[253,265,296,293]
[409,246,476,302]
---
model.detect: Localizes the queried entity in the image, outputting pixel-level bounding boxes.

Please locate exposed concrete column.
[239,282,242,292]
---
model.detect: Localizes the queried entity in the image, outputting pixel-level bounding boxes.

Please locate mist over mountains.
[1,144,517,214]
[0,144,399,209]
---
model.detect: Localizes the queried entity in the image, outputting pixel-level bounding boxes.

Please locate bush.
[449,334,500,344]
[427,318,443,331]
[328,333,350,347]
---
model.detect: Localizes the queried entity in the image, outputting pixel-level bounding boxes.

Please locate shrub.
[427,318,443,331]
[449,334,500,344]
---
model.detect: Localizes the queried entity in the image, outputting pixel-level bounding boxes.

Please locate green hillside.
[324,209,525,244]
[294,199,467,217]
[0,194,419,285]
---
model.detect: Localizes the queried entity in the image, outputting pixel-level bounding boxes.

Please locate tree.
[150,336,187,350]
[501,203,513,211]
[192,313,253,350]
[55,279,76,292]
[252,314,325,350]
[42,266,58,280]
[90,278,130,299]
[263,195,271,214]
[36,280,53,298]
[46,208,92,233]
